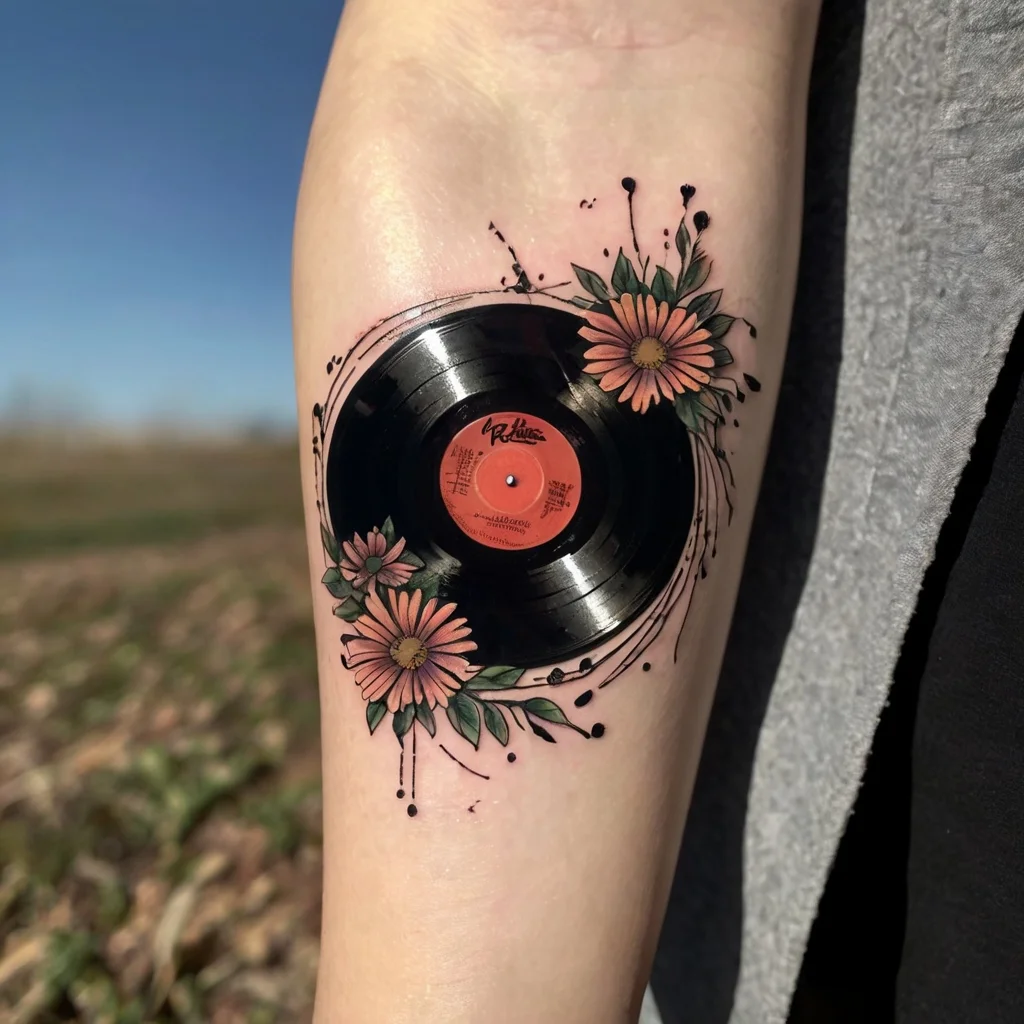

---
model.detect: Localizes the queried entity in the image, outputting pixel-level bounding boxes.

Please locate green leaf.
[366,700,387,735]
[445,693,481,749]
[333,596,364,621]
[523,698,572,726]
[465,665,525,690]
[402,549,426,569]
[674,218,691,265]
[415,702,436,738]
[703,313,735,340]
[674,392,703,432]
[323,569,355,599]
[686,289,722,323]
[320,525,340,564]
[677,253,711,299]
[404,569,440,599]
[611,248,642,297]
[571,296,596,310]
[710,343,734,367]
[482,702,509,746]
[393,704,415,742]
[571,264,611,301]
[380,517,397,547]
[651,265,675,305]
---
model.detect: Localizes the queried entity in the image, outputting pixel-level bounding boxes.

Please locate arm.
[293,2,820,1021]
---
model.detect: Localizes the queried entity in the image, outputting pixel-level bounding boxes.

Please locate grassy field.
[0,436,322,1023]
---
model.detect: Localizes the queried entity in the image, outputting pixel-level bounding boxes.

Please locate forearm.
[293,2,819,1022]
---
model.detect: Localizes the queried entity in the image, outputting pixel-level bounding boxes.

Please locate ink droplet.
[547,667,565,685]
[663,228,670,236]
[579,657,592,671]
[591,723,606,738]
[313,403,322,419]
[500,276,506,286]
[507,752,517,763]
[694,211,710,232]
[642,662,651,672]
[538,273,545,282]
[407,804,417,817]
[700,565,708,580]
[736,389,746,403]
[574,690,594,708]
[664,241,670,250]
[733,418,740,427]
[326,362,333,374]
[743,373,762,392]
[681,184,696,205]
[749,324,758,338]
[396,789,405,799]
[603,248,610,257]
[621,176,637,194]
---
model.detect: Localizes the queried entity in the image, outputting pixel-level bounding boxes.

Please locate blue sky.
[0,1,341,429]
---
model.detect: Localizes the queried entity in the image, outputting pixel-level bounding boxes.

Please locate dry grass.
[0,436,322,1023]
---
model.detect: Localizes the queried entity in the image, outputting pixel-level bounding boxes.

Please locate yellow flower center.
[630,336,667,369]
[390,636,428,669]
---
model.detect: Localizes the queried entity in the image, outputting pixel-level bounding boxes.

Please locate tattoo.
[310,179,758,813]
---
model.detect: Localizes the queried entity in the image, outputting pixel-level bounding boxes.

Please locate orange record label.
[439,412,582,550]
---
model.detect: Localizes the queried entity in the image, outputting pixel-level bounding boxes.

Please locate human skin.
[292,2,821,1021]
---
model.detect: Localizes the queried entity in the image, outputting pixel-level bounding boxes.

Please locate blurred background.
[1,3,342,1020]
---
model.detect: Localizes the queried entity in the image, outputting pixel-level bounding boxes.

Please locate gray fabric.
[651,1,1024,1021]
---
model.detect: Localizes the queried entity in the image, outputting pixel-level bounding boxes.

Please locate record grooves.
[324,303,695,667]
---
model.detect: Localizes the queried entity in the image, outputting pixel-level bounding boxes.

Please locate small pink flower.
[340,526,417,591]
[580,292,716,413]
[344,588,479,712]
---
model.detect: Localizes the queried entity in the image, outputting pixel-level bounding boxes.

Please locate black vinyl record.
[324,302,695,667]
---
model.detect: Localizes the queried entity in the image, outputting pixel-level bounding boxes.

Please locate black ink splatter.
[733,418,740,427]
[407,804,417,817]
[326,362,333,374]
[579,658,592,671]
[507,752,516,763]
[642,662,651,672]
[547,667,565,685]
[574,690,594,708]
[468,801,479,813]
[664,241,670,250]
[313,403,322,420]
[680,184,696,206]
[538,273,545,282]
[721,393,733,412]
[591,723,606,738]
[736,389,746,403]
[748,323,758,338]
[694,211,710,233]
[621,177,636,194]
[663,228,670,236]
[700,564,708,580]
[603,248,610,257]
[396,789,404,799]
[743,373,762,393]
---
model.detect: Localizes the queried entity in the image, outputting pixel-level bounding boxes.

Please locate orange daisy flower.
[580,292,716,413]
[344,588,478,712]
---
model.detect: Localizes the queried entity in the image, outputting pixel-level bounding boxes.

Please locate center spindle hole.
[505,474,517,487]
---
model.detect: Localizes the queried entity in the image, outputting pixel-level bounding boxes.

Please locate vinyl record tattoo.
[310,179,760,814]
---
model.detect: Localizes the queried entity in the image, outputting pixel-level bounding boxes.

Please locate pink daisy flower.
[344,588,478,712]
[580,292,716,413]
[340,526,417,591]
